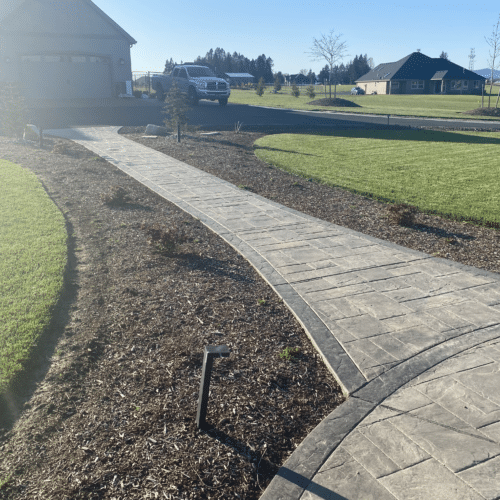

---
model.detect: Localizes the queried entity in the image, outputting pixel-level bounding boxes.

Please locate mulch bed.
[0,135,343,499]
[2,124,500,499]
[307,97,361,107]
[123,127,500,275]
[463,107,500,117]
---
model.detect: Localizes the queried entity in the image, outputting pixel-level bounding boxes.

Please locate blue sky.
[98,0,499,75]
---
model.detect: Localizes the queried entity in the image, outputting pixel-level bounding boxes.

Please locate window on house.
[411,81,424,89]
[462,80,468,89]
[391,82,399,89]
[474,81,480,88]
[21,55,42,62]
[451,80,462,89]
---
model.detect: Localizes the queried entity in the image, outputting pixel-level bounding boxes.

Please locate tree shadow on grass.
[298,127,500,145]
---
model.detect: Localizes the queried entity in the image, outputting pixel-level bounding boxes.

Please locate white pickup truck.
[152,65,230,106]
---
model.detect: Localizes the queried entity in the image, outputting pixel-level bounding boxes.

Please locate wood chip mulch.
[123,127,500,275]
[0,135,344,500]
[1,124,499,500]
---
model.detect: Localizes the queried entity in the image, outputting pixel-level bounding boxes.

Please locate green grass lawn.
[230,88,500,120]
[0,160,67,395]
[254,129,500,223]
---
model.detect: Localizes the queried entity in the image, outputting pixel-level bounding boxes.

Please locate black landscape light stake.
[196,345,230,430]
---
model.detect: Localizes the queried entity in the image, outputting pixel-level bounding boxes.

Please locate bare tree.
[307,29,348,99]
[485,14,500,107]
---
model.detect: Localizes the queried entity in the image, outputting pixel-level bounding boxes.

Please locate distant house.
[356,52,486,95]
[223,73,254,86]
[286,74,311,85]
[0,0,137,99]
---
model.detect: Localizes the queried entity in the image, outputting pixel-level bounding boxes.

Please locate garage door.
[20,54,112,99]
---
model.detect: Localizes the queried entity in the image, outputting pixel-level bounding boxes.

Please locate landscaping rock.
[144,124,170,136]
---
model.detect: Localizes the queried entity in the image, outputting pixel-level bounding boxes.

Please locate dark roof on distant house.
[356,52,485,82]
[224,73,254,78]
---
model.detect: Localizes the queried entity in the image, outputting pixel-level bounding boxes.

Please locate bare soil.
[0,135,343,500]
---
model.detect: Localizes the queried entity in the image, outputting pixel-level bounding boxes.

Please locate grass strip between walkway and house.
[230,88,500,120]
[254,129,500,224]
[0,159,67,395]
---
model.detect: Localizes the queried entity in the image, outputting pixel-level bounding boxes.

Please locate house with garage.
[0,0,136,99]
[356,52,485,95]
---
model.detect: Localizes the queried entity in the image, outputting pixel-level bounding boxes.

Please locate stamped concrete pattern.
[47,127,500,500]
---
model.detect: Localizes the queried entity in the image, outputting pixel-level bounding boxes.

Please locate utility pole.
[468,48,476,71]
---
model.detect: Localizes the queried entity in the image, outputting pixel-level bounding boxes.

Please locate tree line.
[164,49,373,84]
[164,48,274,82]
[315,54,372,85]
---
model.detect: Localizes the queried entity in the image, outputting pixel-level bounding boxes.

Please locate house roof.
[0,0,136,44]
[224,73,254,78]
[356,52,485,82]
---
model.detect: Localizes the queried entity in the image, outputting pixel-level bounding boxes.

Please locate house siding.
[0,0,135,99]
[358,78,483,95]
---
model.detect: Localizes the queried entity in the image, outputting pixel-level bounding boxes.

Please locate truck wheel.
[218,98,228,106]
[188,87,199,106]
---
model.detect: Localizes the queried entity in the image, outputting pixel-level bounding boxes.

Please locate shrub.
[306,85,316,99]
[0,83,27,139]
[141,222,186,255]
[291,82,300,98]
[256,77,265,97]
[387,203,417,227]
[102,186,131,207]
[273,77,282,93]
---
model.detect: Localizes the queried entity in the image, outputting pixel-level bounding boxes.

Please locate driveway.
[27,98,500,131]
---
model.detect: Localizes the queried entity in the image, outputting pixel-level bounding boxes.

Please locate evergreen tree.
[256,77,265,96]
[162,81,190,141]
[318,65,330,83]
[164,58,177,74]
[306,85,316,98]
[291,82,300,97]
[274,76,282,92]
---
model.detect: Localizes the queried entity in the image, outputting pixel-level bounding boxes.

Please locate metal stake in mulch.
[196,345,230,430]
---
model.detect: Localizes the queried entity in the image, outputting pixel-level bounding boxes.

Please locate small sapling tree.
[162,81,190,142]
[307,29,348,99]
[485,14,500,108]
[256,77,265,96]
[291,82,300,97]
[306,85,316,98]
[273,76,282,93]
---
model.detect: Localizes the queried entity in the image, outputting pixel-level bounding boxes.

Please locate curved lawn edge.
[253,130,500,225]
[0,159,67,396]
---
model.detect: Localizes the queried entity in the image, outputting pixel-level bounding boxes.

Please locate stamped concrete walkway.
[48,127,500,500]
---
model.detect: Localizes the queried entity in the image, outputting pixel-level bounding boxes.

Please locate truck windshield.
[187,67,215,77]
